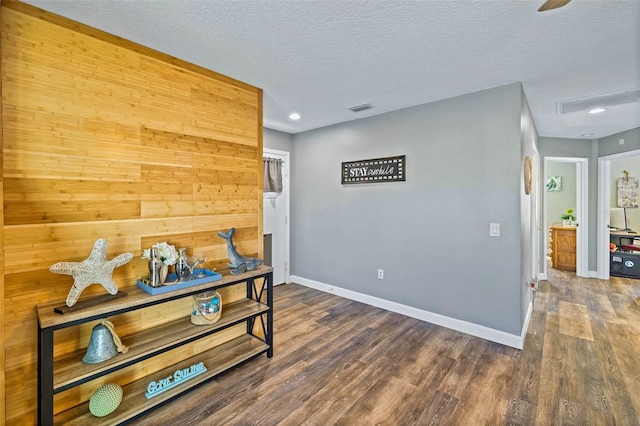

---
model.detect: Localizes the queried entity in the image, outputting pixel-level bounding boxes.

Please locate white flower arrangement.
[142,242,178,265]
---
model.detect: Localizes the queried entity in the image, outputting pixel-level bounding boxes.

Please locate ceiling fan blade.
[538,0,571,12]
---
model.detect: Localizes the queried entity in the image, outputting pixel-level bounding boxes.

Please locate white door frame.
[542,157,589,278]
[531,148,542,283]
[597,148,640,279]
[263,148,291,284]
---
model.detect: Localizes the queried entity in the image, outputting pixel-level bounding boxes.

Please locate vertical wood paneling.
[0,1,262,423]
[0,9,5,423]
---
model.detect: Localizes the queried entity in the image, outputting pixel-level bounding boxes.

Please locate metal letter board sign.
[342,155,406,184]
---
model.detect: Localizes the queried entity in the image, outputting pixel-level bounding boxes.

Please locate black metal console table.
[37,266,273,425]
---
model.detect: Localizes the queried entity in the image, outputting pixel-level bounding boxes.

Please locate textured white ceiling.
[22,0,640,138]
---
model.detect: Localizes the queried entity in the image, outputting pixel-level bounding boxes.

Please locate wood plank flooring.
[138,268,640,425]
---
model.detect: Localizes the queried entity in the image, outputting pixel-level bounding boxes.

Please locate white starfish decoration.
[49,239,133,307]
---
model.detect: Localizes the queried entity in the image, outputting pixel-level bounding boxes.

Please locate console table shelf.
[53,335,268,425]
[37,266,273,425]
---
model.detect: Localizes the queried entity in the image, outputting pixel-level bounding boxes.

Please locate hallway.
[506,267,640,424]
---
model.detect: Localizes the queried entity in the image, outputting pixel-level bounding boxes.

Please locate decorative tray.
[137,269,222,295]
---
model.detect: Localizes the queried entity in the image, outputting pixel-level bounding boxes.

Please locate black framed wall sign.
[342,155,406,184]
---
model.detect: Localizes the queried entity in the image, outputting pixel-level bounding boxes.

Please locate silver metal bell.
[82,324,118,364]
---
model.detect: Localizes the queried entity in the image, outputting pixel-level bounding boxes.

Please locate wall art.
[617,174,639,208]
[546,176,562,191]
[342,155,405,184]
[524,156,532,195]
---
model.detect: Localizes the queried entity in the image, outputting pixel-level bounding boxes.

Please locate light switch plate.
[489,223,500,237]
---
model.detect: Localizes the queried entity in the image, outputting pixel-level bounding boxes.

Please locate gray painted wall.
[264,128,293,152]
[539,137,592,158]
[545,162,576,227]
[599,127,640,157]
[290,83,526,335]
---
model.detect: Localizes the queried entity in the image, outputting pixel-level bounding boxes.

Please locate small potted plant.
[561,208,576,226]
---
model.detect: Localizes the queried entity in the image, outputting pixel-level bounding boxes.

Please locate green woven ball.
[89,383,123,417]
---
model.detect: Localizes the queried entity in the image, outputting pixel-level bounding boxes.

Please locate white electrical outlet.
[378,269,384,279]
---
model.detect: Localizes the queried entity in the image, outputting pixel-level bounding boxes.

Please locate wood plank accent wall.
[0,1,263,423]
[0,9,5,423]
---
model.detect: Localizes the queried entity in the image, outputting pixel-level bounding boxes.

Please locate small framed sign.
[342,155,406,184]
[546,176,562,191]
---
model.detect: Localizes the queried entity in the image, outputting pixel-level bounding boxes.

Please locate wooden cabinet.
[551,225,576,271]
[37,266,273,425]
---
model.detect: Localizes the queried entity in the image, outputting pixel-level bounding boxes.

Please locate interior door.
[263,149,289,285]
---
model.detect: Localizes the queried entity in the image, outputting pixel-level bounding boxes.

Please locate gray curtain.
[263,157,283,193]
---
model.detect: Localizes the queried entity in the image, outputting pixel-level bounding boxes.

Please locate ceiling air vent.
[557,88,640,114]
[348,103,373,113]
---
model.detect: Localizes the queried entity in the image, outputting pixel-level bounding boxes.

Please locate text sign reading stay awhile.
[342,155,406,184]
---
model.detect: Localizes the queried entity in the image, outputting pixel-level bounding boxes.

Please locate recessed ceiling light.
[587,107,606,114]
[581,133,594,137]
[289,112,301,120]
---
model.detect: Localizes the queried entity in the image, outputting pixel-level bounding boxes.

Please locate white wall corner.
[290,275,526,350]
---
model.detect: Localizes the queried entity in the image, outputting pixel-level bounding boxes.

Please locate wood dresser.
[551,225,577,271]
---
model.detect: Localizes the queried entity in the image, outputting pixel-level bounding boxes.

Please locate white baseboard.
[290,275,527,349]
[537,270,598,280]
[521,297,533,348]
[585,270,598,278]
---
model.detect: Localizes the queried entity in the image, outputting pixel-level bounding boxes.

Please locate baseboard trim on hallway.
[290,275,527,349]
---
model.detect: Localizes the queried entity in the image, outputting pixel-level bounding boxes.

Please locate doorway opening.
[597,149,640,279]
[263,148,290,286]
[542,157,588,278]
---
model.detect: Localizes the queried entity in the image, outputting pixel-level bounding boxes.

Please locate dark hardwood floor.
[139,269,640,425]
